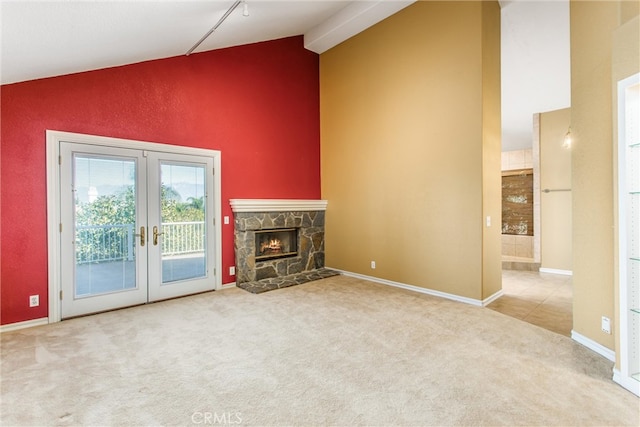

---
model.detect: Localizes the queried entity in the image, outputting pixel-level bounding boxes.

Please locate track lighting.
[186,0,243,56]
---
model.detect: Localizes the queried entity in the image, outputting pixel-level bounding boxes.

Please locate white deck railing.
[76,224,135,264]
[76,221,205,264]
[161,221,206,256]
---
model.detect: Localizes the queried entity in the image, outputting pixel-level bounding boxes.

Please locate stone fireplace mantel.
[230,199,335,293]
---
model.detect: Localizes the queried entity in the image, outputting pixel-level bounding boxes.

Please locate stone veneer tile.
[233,210,327,287]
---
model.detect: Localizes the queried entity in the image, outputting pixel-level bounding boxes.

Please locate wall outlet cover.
[29,295,39,307]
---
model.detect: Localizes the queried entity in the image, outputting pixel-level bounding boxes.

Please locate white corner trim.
[331,268,484,306]
[229,199,328,213]
[571,330,616,362]
[1,317,49,333]
[539,267,573,276]
[482,290,504,306]
[304,1,415,54]
[221,282,237,289]
[613,369,640,396]
[46,130,62,323]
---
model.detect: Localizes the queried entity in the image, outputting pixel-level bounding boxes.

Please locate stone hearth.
[230,199,334,293]
[237,268,340,294]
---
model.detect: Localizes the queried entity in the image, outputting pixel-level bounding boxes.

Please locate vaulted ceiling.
[1,0,570,151]
[0,0,413,85]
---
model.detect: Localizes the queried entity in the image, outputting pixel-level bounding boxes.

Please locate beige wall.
[571,0,639,352]
[539,108,572,272]
[482,1,503,300]
[320,1,501,301]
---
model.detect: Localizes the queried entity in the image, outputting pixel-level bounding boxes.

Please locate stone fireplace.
[230,199,337,293]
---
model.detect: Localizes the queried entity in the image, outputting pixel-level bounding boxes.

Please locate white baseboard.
[331,268,484,306]
[613,369,640,396]
[539,267,573,276]
[482,289,504,306]
[1,317,49,333]
[571,330,615,361]
[3,284,238,332]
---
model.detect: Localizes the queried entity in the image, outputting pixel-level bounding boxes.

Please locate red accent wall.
[0,36,321,325]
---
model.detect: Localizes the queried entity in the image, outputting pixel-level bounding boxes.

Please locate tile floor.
[488,269,573,336]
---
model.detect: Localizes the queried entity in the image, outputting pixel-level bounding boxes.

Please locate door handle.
[153,226,164,246]
[135,226,146,247]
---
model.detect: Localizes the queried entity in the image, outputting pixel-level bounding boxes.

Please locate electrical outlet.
[601,316,611,334]
[224,216,230,225]
[229,266,236,276]
[371,261,376,269]
[29,295,39,307]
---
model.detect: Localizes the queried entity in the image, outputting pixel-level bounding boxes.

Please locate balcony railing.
[161,221,206,256]
[76,222,205,264]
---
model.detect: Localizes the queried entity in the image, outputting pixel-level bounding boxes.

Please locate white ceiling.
[0,0,413,85]
[1,0,570,152]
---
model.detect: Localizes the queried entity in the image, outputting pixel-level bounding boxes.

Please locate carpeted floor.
[1,275,638,426]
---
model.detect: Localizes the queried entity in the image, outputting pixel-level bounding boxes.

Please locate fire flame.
[260,238,282,253]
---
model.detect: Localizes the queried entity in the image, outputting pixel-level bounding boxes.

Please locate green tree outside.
[76,185,205,263]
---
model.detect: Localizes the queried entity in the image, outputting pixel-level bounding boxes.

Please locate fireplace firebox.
[255,228,298,260]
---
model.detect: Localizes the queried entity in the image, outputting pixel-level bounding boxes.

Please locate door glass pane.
[160,163,206,283]
[74,155,137,297]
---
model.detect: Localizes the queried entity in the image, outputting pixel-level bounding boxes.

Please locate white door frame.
[46,130,222,323]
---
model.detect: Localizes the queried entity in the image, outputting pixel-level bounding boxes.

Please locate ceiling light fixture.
[243,2,250,17]
[562,127,572,149]
[186,0,243,56]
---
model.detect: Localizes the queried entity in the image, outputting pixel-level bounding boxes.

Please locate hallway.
[488,270,573,336]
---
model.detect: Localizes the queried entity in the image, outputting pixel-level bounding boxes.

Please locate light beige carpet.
[2,275,638,426]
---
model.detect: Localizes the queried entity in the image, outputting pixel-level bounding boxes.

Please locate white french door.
[57,138,218,319]
[147,152,215,301]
